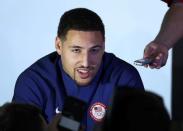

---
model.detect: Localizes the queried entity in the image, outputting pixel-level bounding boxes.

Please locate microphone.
[58,96,86,131]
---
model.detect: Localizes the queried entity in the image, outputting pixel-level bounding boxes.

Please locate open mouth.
[77,68,91,79]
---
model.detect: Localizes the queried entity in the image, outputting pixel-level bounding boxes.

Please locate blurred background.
[0,0,171,114]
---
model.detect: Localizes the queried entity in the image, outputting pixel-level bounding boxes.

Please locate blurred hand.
[143,41,169,69]
[47,113,85,131]
[47,113,62,131]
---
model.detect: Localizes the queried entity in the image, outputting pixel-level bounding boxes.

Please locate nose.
[81,52,90,67]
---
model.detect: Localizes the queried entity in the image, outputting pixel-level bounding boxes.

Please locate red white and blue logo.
[89,102,106,122]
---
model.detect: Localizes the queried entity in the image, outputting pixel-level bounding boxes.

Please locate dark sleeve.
[162,0,183,7]
[12,71,44,108]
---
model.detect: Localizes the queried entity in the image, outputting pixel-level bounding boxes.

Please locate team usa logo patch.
[89,102,106,122]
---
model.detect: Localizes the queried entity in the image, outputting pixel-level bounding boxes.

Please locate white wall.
[0,0,171,113]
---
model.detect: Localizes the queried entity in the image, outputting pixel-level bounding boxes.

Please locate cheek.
[91,54,103,65]
[62,51,76,65]
[63,57,76,68]
[61,57,76,78]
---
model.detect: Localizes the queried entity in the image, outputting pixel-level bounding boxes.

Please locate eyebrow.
[91,45,103,48]
[69,45,103,49]
[69,45,82,49]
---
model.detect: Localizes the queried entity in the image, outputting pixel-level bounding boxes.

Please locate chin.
[76,80,91,86]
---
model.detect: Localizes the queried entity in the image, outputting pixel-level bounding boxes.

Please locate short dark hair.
[57,8,105,41]
[0,102,46,131]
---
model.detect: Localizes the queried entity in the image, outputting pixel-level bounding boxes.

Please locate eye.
[71,48,81,53]
[90,48,100,54]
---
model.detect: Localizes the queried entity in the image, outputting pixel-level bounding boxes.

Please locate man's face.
[55,30,105,86]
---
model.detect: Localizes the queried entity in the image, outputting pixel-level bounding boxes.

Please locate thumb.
[144,45,154,58]
[144,42,158,58]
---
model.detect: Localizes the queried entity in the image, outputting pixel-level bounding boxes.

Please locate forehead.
[64,30,104,46]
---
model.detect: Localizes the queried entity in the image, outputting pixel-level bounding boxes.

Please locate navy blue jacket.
[13,52,144,131]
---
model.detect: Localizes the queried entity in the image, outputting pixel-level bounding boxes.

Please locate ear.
[55,37,62,55]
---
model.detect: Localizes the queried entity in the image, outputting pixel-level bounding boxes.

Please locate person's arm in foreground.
[143,2,183,69]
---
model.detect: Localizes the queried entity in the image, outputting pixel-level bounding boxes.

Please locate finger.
[149,65,155,69]
[144,64,148,68]
[149,57,161,69]
[144,46,154,58]
[154,53,164,69]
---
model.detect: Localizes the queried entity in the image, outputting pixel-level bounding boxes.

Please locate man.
[143,0,183,69]
[12,8,144,131]
[0,102,47,131]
